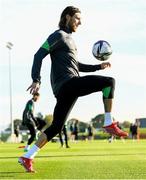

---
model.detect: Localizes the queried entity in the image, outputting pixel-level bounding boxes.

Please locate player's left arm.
[78,62,101,72]
[78,62,111,72]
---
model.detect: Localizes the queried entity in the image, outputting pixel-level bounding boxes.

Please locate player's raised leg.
[102,86,128,137]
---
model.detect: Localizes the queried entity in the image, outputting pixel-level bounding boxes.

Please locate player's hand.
[27,82,40,94]
[100,62,111,69]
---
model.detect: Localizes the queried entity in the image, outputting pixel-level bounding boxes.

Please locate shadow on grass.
[0,152,145,160]
[0,172,25,174]
[0,171,25,178]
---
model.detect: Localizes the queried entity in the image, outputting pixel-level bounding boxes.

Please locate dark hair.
[33,92,40,97]
[59,6,81,29]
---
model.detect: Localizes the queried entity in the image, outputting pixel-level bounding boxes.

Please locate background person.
[72,120,79,142]
[14,125,20,143]
[131,123,138,140]
[87,123,94,141]
[59,124,70,148]
[69,122,74,141]
[22,93,40,152]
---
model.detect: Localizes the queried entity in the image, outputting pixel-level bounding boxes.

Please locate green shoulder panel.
[41,40,50,51]
[28,104,33,111]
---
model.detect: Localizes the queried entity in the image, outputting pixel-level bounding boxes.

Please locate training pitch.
[0,139,146,179]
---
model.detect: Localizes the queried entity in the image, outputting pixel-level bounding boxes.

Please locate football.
[92,40,112,61]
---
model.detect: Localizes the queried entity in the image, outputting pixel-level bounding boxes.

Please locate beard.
[68,21,77,32]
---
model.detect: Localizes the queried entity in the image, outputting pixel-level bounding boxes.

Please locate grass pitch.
[0,139,146,179]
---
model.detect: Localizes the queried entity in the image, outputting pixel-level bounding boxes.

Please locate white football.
[92,40,112,61]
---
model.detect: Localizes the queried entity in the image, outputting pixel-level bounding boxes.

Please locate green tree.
[122,121,131,128]
[44,114,53,127]
[91,114,104,129]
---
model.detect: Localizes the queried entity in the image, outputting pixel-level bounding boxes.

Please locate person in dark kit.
[72,120,79,142]
[131,123,138,140]
[87,124,94,141]
[14,125,20,143]
[19,6,128,172]
[129,123,133,138]
[22,93,40,152]
[59,124,70,148]
[69,122,74,141]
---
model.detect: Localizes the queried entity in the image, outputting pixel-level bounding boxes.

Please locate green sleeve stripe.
[41,40,50,51]
[102,87,111,98]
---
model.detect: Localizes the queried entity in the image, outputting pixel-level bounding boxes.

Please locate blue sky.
[0,0,146,131]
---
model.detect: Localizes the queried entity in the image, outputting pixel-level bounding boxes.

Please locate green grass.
[0,140,146,179]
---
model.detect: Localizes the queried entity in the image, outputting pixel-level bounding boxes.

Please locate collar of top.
[61,26,72,34]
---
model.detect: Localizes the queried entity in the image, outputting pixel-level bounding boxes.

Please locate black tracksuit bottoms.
[44,75,115,141]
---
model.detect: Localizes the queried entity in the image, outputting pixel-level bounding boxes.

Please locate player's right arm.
[27,47,49,94]
[27,31,62,94]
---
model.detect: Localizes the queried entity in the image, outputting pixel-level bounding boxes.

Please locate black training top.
[31,27,101,96]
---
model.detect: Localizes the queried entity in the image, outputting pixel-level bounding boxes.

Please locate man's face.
[67,13,81,32]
